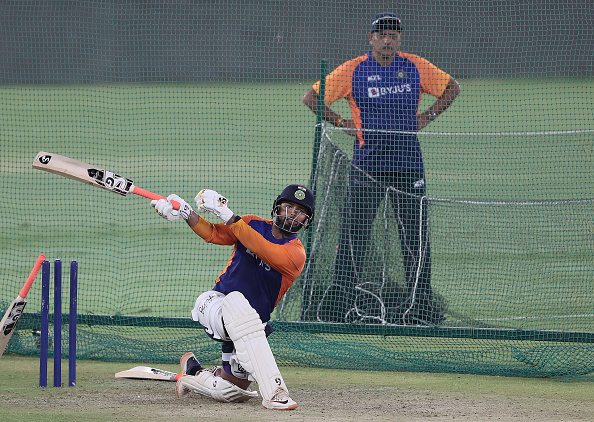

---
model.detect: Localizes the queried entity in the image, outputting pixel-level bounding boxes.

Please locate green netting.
[1,1,593,380]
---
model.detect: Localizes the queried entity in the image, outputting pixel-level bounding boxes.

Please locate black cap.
[370,13,402,33]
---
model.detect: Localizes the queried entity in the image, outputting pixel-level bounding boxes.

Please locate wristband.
[227,215,241,225]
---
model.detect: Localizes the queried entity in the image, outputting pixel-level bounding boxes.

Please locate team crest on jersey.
[396,70,407,79]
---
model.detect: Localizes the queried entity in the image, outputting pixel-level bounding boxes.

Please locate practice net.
[1,1,593,380]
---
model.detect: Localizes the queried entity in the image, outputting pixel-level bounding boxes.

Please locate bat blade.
[0,254,46,358]
[115,366,179,382]
[33,151,135,196]
[32,151,179,208]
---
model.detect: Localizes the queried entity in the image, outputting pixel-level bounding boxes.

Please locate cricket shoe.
[261,388,298,410]
[180,352,202,376]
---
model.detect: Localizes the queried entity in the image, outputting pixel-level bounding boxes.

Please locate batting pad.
[177,370,257,403]
[222,291,288,401]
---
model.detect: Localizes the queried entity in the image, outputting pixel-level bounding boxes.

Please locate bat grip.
[19,254,46,299]
[132,186,180,210]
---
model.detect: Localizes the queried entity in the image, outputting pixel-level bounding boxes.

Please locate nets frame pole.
[300,59,327,321]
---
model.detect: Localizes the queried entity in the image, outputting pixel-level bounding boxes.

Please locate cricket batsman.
[150,184,315,410]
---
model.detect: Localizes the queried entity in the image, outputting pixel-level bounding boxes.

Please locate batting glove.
[195,189,234,223]
[151,194,193,221]
[168,194,194,220]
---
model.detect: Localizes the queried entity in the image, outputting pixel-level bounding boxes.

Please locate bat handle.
[19,254,46,299]
[132,186,181,210]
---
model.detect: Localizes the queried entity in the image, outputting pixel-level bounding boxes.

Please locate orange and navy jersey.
[312,52,450,172]
[190,214,305,323]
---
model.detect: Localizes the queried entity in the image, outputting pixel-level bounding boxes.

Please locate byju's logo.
[368,84,412,98]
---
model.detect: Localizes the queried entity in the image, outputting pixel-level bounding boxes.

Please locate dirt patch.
[7,378,590,422]
[2,357,592,422]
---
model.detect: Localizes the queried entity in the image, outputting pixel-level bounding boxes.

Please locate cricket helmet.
[271,184,315,233]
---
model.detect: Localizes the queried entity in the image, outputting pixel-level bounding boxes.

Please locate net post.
[301,59,327,320]
[309,58,327,194]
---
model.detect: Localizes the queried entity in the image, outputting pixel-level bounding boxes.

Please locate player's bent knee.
[191,291,229,341]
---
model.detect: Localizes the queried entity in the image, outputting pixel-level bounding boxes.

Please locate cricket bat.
[0,254,46,358]
[32,151,179,209]
[115,366,180,382]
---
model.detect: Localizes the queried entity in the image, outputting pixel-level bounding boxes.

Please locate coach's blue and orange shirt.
[190,215,305,323]
[312,51,450,172]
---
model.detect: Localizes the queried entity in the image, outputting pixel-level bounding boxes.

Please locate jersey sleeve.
[189,215,238,245]
[312,55,367,105]
[229,217,306,280]
[399,52,451,97]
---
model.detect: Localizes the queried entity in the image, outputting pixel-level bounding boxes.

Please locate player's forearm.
[186,210,200,228]
[430,77,461,115]
[419,77,461,128]
[188,214,238,245]
[302,88,343,127]
[187,212,212,239]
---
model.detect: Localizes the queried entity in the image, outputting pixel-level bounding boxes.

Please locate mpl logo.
[368,87,380,98]
[367,75,381,82]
